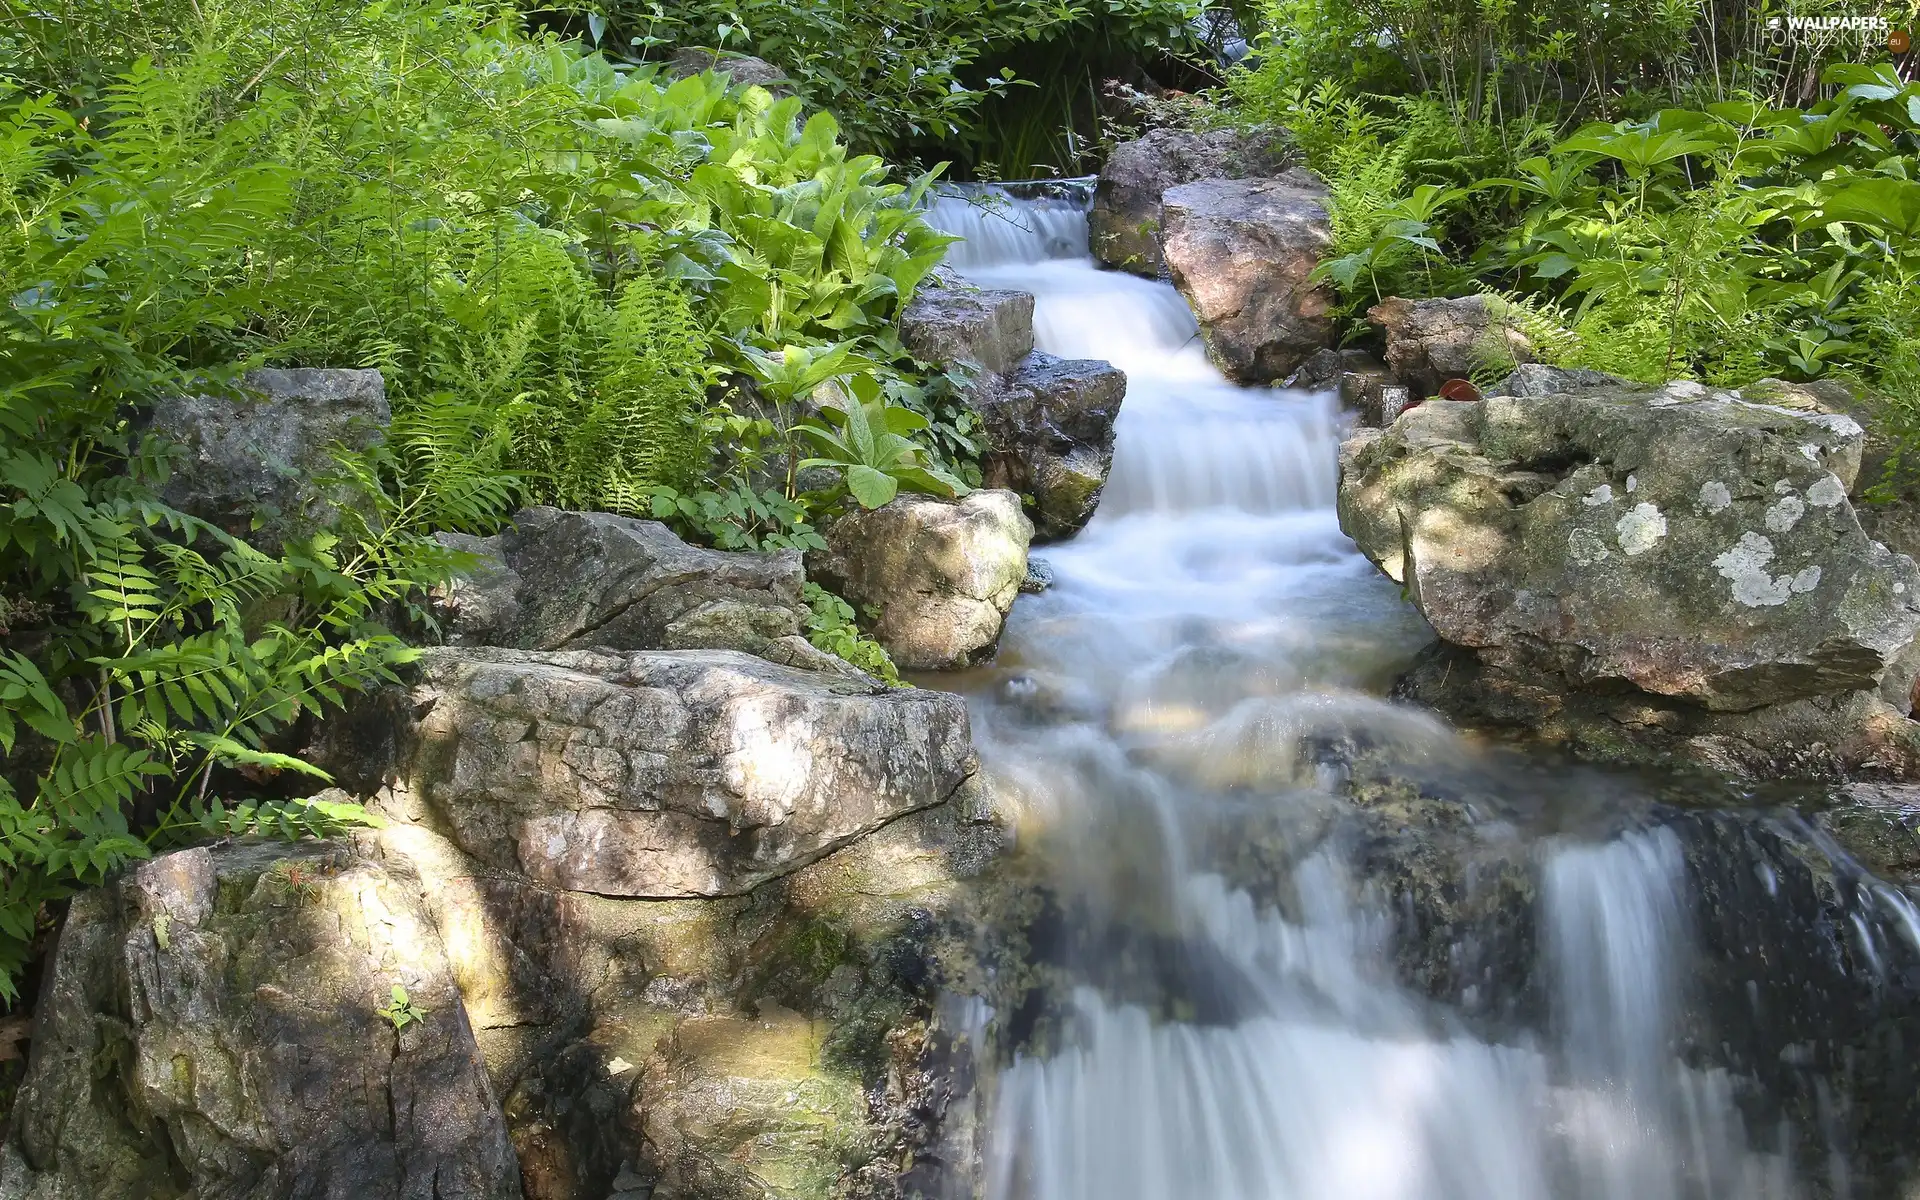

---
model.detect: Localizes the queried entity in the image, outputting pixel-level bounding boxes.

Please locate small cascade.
[922,185,1920,1199]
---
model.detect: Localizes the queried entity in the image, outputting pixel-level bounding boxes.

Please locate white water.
[924,191,1804,1199]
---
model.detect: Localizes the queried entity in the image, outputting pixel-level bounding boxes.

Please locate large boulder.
[0,840,520,1199]
[976,353,1127,541]
[1339,375,1920,738]
[389,646,975,898]
[808,491,1032,670]
[1367,296,1536,399]
[434,507,822,666]
[147,367,389,550]
[1089,127,1288,276]
[1161,175,1337,384]
[898,275,1036,376]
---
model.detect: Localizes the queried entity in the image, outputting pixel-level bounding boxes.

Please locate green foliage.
[0,0,974,1002]
[796,380,972,510]
[586,0,1211,167]
[0,59,439,1000]
[377,984,429,1031]
[801,583,902,685]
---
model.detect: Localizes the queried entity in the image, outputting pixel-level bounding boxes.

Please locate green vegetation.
[1222,0,1920,479]
[587,0,1223,175]
[0,0,966,996]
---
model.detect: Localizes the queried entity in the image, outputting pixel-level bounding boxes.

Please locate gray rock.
[1089,126,1290,276]
[2,840,519,1200]
[1339,379,1920,715]
[1495,363,1624,397]
[1367,295,1536,399]
[433,506,807,658]
[147,367,389,550]
[398,647,975,897]
[808,491,1033,670]
[977,353,1127,541]
[1287,348,1400,425]
[1161,176,1337,383]
[898,278,1036,376]
[665,48,789,92]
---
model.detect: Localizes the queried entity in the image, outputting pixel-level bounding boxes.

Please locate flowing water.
[921,188,1920,1199]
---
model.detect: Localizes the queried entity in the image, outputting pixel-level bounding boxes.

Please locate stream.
[920,187,1920,1199]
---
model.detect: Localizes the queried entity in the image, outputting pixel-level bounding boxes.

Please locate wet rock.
[1089,126,1289,276]
[808,491,1032,670]
[1021,557,1055,594]
[665,48,790,92]
[1340,377,1918,712]
[976,353,1126,541]
[1160,175,1337,383]
[433,507,824,670]
[1820,782,1920,885]
[384,646,975,898]
[1287,347,1400,425]
[1367,296,1535,399]
[0,840,519,1199]
[146,367,389,550]
[899,276,1036,376]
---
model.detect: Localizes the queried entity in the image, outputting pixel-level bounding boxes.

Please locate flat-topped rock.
[395,647,974,897]
[1090,126,1290,276]
[898,276,1036,375]
[434,506,821,667]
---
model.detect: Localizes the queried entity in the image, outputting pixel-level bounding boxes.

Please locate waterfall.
[916,186,1868,1199]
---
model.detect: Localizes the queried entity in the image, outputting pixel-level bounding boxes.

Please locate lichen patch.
[1711,532,1812,607]
[1615,503,1667,556]
[1807,475,1847,508]
[1764,494,1806,533]
[1698,481,1731,513]
[1583,483,1615,507]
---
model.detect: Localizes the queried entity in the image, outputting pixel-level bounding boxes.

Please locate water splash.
[928,188,1811,1200]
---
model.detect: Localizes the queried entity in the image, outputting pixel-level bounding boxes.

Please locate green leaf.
[845,465,898,509]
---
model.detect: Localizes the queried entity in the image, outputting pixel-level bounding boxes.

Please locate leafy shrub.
[0,65,455,996]
[801,583,902,685]
[588,0,1214,170]
[0,0,975,1000]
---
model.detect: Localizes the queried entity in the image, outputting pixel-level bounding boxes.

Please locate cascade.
[923,187,1920,1199]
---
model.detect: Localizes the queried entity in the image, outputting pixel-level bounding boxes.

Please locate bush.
[0,0,972,997]
[586,0,1219,174]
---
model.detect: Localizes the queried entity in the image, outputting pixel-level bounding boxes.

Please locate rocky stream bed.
[5,119,1920,1200]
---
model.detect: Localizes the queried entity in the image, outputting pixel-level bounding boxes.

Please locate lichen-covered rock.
[1367,296,1535,399]
[434,507,809,661]
[808,491,1032,670]
[898,276,1036,376]
[146,367,389,550]
[0,840,519,1200]
[1089,127,1289,276]
[394,647,974,898]
[1160,175,1336,383]
[976,353,1126,541]
[1339,375,1920,716]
